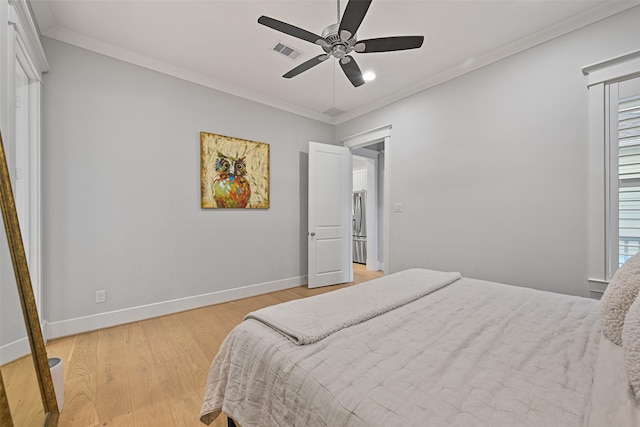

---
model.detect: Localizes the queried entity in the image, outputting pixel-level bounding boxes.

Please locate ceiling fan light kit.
[258,0,424,88]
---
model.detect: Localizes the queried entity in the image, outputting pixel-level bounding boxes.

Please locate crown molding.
[333,1,640,124]
[38,25,333,124]
[29,0,640,126]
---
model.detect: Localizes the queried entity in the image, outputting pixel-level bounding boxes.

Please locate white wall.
[41,38,334,337]
[336,6,640,297]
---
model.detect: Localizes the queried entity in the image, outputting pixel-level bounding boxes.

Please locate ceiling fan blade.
[338,0,372,41]
[339,55,365,87]
[354,36,424,53]
[258,16,329,48]
[283,54,330,78]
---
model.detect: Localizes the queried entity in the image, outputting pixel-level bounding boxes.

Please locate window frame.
[584,49,640,296]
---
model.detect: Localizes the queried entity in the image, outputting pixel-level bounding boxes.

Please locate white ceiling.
[29,0,640,124]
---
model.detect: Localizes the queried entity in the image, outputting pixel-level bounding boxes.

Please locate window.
[614,79,640,267]
[584,50,640,294]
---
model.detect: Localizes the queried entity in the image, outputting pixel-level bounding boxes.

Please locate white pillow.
[623,294,640,400]
[601,253,640,346]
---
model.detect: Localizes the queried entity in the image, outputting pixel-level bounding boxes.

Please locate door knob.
[310,232,315,236]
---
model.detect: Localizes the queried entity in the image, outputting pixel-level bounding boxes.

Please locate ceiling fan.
[258,0,424,87]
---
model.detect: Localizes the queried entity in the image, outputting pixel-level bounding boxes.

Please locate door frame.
[7,1,48,320]
[342,124,391,274]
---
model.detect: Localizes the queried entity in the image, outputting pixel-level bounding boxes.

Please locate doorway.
[352,150,381,272]
[342,125,391,274]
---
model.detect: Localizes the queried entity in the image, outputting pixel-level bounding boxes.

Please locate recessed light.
[363,71,376,82]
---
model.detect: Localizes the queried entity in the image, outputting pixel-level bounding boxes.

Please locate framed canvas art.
[200,132,270,209]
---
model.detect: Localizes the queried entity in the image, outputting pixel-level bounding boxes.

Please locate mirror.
[2,354,45,425]
[0,130,58,426]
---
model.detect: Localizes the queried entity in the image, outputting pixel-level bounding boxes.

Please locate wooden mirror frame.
[1,369,13,427]
[0,130,58,426]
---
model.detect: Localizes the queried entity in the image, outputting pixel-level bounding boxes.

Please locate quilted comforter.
[200,269,601,426]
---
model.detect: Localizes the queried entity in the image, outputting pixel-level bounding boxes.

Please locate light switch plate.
[95,290,106,303]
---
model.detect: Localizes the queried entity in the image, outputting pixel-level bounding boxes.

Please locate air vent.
[323,107,346,117]
[273,42,302,60]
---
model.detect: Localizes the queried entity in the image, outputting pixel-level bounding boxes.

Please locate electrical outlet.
[95,290,106,304]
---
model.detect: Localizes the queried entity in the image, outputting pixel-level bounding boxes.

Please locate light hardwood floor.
[2,264,382,427]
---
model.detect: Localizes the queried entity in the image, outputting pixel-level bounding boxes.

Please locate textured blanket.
[200,270,601,426]
[244,268,461,344]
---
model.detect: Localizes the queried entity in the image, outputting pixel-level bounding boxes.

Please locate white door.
[308,142,352,288]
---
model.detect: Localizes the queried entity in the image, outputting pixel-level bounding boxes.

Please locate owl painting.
[200,132,270,209]
[213,153,251,208]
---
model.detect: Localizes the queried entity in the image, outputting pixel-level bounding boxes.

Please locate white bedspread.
[200,270,601,426]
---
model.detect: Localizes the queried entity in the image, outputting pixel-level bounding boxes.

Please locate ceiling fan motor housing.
[320,23,357,59]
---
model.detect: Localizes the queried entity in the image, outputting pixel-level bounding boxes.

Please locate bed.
[200,264,640,426]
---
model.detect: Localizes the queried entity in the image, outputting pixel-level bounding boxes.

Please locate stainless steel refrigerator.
[353,191,367,264]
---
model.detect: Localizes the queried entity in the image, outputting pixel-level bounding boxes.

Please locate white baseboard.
[47,275,306,340]
[0,337,30,365]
